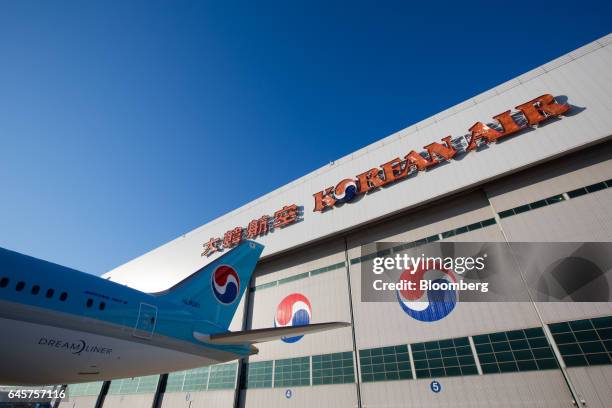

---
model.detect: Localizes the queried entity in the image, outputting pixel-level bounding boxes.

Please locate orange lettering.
[356,168,386,193]
[515,94,570,126]
[493,110,522,136]
[466,122,503,151]
[312,93,570,212]
[313,187,336,212]
[380,158,408,184]
[424,136,456,163]
[405,151,436,171]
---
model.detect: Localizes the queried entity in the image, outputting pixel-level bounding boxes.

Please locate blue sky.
[0,1,610,275]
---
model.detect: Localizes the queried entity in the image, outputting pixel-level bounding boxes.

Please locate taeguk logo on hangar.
[396,264,457,322]
[212,265,240,304]
[274,293,312,343]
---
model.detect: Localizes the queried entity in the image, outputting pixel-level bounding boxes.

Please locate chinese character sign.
[201,204,301,256]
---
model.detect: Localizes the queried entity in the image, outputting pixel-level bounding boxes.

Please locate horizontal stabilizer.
[194,322,350,345]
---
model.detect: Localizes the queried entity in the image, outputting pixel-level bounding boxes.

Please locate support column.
[468,336,483,375]
[344,237,363,408]
[233,278,255,408]
[152,374,168,408]
[51,384,67,408]
[94,380,111,408]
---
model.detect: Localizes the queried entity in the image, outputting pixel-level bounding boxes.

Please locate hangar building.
[63,33,612,408]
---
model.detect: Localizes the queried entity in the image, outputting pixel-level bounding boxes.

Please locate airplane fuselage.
[0,248,250,385]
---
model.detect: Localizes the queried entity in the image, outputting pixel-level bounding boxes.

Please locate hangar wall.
[229,141,612,408]
[63,34,612,408]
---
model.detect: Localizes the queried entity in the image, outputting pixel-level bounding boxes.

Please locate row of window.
[313,351,355,385]
[244,317,612,390]
[242,361,272,388]
[66,381,104,397]
[360,345,412,382]
[64,378,157,398]
[253,261,346,292]
[345,214,495,265]
[473,327,558,374]
[549,316,612,367]
[65,316,612,398]
[411,337,478,379]
[273,357,310,387]
[353,181,612,264]
[86,297,106,310]
[208,363,239,389]
[249,211,492,288]
[242,352,355,389]
[166,366,210,392]
[252,178,611,292]
[0,277,68,301]
[0,276,111,312]
[359,338,478,383]
[361,317,612,384]
[498,179,612,219]
[108,375,159,395]
[165,363,238,392]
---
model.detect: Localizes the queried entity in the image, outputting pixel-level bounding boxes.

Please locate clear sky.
[0,1,610,275]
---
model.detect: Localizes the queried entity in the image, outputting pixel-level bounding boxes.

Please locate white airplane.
[0,241,348,385]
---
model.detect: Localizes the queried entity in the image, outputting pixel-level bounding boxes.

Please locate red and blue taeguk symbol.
[333,179,358,203]
[396,263,457,322]
[212,265,240,304]
[274,293,312,343]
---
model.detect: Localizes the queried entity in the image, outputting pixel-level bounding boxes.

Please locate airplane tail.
[154,241,351,347]
[154,240,264,330]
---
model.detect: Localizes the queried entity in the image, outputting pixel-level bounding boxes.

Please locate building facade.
[63,34,612,408]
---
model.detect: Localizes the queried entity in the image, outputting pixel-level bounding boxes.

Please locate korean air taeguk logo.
[274,293,312,343]
[212,265,240,304]
[396,264,457,322]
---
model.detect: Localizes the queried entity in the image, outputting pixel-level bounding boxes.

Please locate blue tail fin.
[156,241,263,330]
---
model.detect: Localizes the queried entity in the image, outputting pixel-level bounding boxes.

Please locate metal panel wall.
[485,141,612,212]
[346,191,543,345]
[239,384,357,408]
[237,239,356,406]
[246,239,353,360]
[360,371,573,408]
[565,366,612,408]
[248,267,353,360]
[102,395,155,408]
[160,391,235,408]
[485,142,612,324]
[232,139,612,408]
